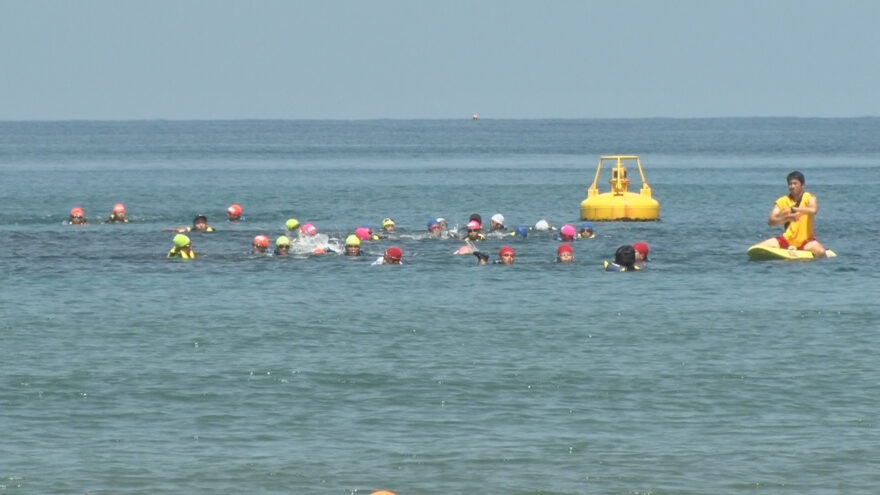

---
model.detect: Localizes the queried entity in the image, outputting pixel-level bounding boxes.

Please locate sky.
[1,0,878,120]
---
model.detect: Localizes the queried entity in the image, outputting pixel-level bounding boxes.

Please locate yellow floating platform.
[580,155,659,221]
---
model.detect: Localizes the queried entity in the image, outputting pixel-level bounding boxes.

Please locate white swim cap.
[535,219,550,231]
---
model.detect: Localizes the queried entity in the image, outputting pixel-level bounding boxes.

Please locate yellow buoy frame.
[580,155,660,221]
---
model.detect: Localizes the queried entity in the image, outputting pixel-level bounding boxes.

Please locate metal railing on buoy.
[579,155,659,221]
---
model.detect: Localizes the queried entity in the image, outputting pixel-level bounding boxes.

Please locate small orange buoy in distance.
[371,491,396,495]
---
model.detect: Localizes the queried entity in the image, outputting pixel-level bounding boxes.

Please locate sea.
[1,118,878,494]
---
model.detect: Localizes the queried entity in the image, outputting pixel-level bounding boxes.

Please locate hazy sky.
[2,0,878,120]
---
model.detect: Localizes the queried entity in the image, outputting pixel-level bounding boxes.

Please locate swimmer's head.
[345,234,361,247]
[557,243,573,263]
[192,214,208,230]
[227,203,242,221]
[285,218,300,231]
[253,234,269,251]
[498,245,515,264]
[633,241,649,261]
[615,245,636,267]
[490,213,504,227]
[515,225,529,238]
[383,246,402,264]
[173,234,191,248]
[355,226,371,240]
[112,203,125,214]
[275,235,291,247]
[560,224,576,239]
[301,223,317,235]
[534,219,550,231]
[381,217,395,231]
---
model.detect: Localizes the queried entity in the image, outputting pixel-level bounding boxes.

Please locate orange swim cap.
[112,203,126,213]
[227,203,242,216]
[70,207,84,217]
[370,491,397,495]
[253,235,269,248]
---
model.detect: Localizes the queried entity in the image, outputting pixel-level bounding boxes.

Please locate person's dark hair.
[469,213,482,224]
[787,170,805,185]
[614,245,636,269]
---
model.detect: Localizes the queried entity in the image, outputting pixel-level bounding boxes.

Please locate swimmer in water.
[67,207,87,225]
[534,219,555,232]
[604,245,640,272]
[167,214,215,233]
[557,224,576,242]
[167,234,195,259]
[489,213,506,232]
[356,226,379,241]
[373,246,402,265]
[274,235,291,256]
[496,246,515,265]
[557,243,573,263]
[633,241,649,267]
[381,217,395,233]
[578,222,595,239]
[252,235,269,254]
[508,225,529,238]
[285,218,300,235]
[344,234,362,256]
[106,203,128,223]
[427,218,442,238]
[227,203,242,222]
[463,220,485,242]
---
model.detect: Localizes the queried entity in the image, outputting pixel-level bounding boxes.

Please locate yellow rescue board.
[747,245,837,261]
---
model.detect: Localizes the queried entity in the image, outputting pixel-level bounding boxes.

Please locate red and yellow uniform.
[775,192,814,249]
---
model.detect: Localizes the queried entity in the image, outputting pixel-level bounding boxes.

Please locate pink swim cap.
[355,226,371,240]
[302,223,317,235]
[466,220,481,230]
[560,224,576,237]
[112,203,125,213]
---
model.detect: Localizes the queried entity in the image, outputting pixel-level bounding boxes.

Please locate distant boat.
[472,113,479,121]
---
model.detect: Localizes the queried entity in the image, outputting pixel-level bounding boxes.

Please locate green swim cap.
[286,218,300,230]
[276,235,291,247]
[345,234,361,247]
[173,234,190,248]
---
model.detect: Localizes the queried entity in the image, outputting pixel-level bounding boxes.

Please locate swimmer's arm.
[767,204,796,226]
[792,195,817,216]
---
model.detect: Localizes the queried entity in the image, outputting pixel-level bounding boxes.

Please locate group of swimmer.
[65,203,649,270]
[65,170,822,269]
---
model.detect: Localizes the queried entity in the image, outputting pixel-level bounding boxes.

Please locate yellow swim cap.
[381,217,394,228]
[345,234,361,247]
[276,235,291,247]
[173,234,190,248]
[286,218,300,230]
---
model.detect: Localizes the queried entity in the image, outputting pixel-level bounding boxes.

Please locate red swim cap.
[633,241,649,257]
[227,203,242,216]
[112,203,125,213]
[253,235,269,248]
[385,246,402,259]
[70,207,84,217]
[466,220,481,230]
[499,246,514,257]
[557,243,573,255]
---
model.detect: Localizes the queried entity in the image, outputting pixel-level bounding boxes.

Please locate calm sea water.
[1,119,878,494]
